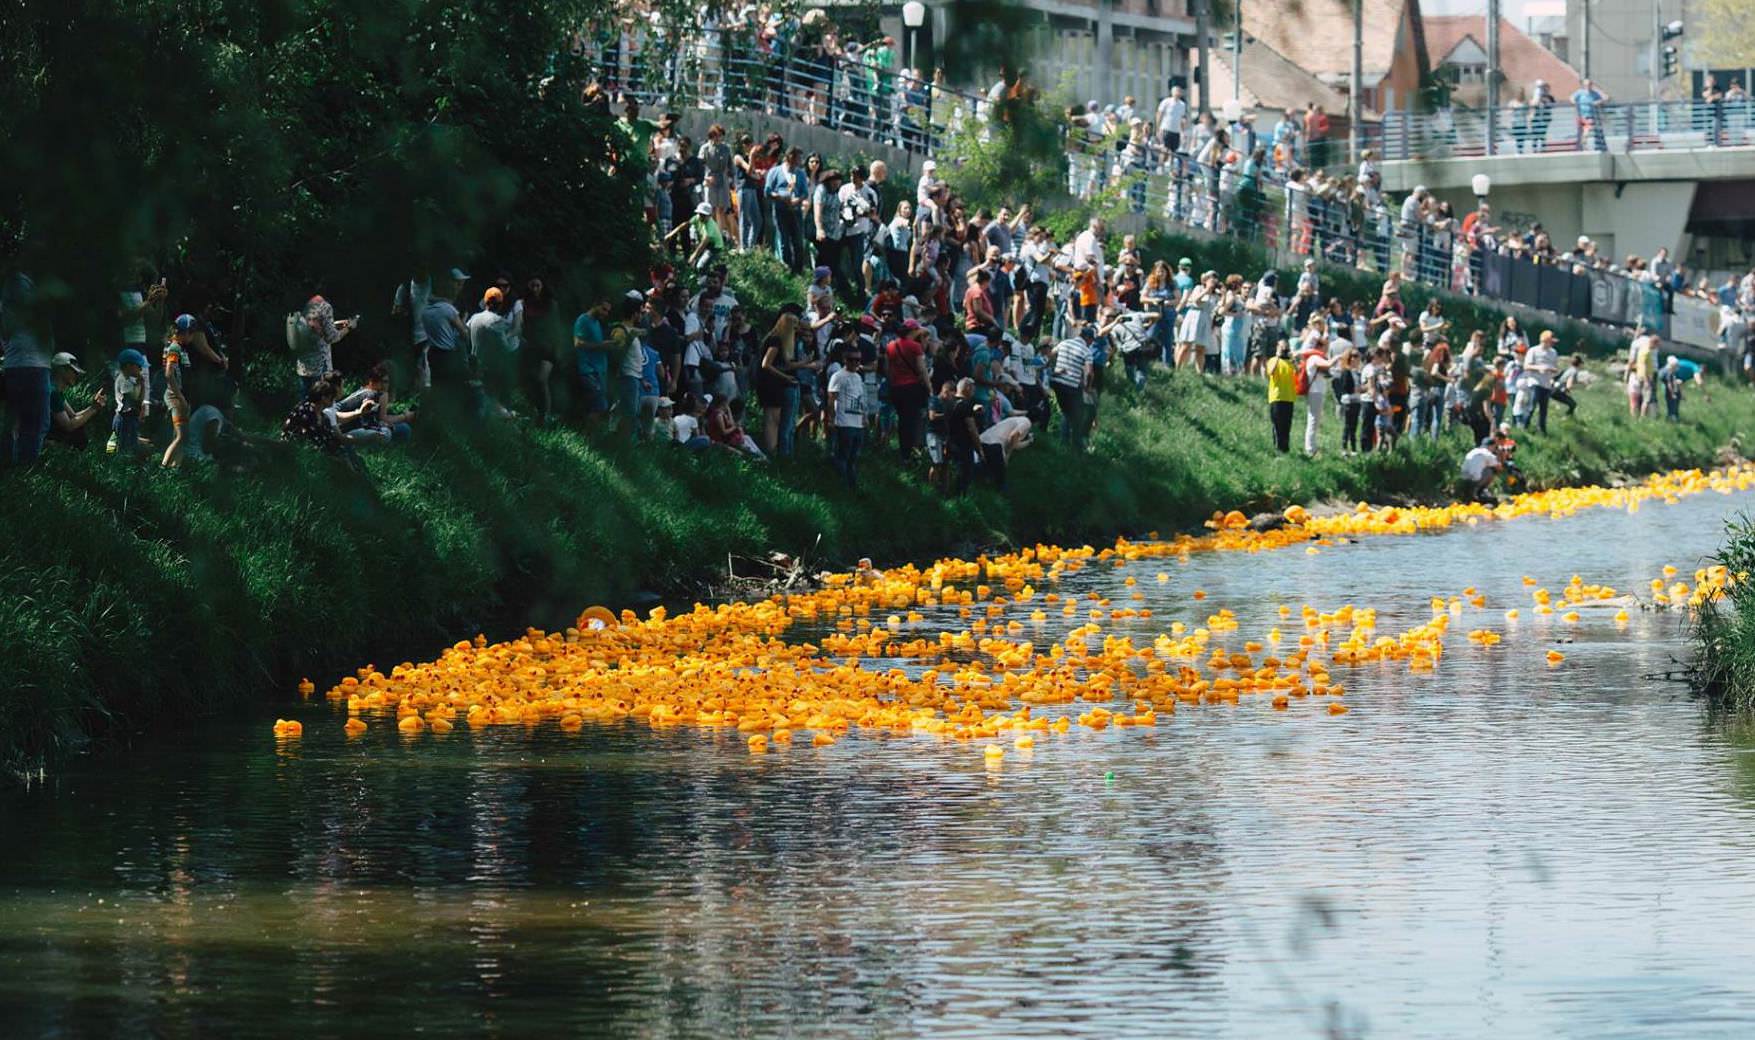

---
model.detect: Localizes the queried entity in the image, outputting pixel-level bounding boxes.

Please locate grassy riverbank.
[6,367,1755,773]
[1694,520,1755,707]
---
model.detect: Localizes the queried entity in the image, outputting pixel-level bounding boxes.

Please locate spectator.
[293,294,355,397]
[1,272,54,465]
[825,342,866,488]
[108,349,149,458]
[333,362,415,446]
[281,374,348,456]
[1048,324,1095,451]
[47,352,106,451]
[420,275,471,386]
[1265,339,1297,453]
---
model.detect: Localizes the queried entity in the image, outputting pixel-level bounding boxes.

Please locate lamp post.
[902,1,926,72]
[1472,173,1491,202]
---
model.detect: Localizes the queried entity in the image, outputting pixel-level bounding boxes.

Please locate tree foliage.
[0,0,652,357]
[1691,0,1755,72]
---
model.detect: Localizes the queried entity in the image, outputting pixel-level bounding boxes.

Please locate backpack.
[1293,347,1324,396]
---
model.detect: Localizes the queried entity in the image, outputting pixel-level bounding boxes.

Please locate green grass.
[3,364,1752,774]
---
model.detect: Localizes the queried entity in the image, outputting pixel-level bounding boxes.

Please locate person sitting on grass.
[281,373,349,457]
[705,393,767,460]
[47,352,106,451]
[671,393,713,452]
[332,361,415,446]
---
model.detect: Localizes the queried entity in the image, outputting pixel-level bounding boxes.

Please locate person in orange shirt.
[1073,261,1100,323]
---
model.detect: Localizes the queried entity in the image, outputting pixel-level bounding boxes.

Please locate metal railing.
[1367,99,1755,160]
[583,30,991,154]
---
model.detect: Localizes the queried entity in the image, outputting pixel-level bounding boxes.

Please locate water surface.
[5,489,1755,1039]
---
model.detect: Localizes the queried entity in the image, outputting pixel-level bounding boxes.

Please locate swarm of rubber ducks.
[295,465,1755,752]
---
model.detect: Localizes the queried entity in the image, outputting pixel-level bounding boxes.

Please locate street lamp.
[1471,173,1491,201]
[902,2,926,72]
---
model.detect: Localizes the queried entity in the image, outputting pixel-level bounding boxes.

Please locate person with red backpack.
[1296,316,1335,456]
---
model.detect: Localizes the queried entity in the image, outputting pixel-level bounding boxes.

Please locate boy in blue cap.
[108,349,149,457]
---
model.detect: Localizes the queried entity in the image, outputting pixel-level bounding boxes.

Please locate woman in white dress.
[1175,270,1219,371]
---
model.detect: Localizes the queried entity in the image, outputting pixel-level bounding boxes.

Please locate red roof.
[1424,15,1581,98]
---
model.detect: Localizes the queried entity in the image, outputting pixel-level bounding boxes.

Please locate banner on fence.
[1669,294,1720,349]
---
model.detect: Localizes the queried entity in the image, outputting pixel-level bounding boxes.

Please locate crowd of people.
[576,2,1755,367]
[7,46,1755,501]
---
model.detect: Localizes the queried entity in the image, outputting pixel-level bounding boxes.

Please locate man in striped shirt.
[1049,325,1095,452]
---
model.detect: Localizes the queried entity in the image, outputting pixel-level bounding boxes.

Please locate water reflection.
[6,492,1755,1037]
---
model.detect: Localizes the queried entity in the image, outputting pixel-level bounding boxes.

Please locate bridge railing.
[581,30,991,155]
[1368,99,1755,160]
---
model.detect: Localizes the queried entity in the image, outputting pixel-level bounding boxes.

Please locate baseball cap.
[857,313,879,330]
[449,267,471,281]
[173,313,199,333]
[694,201,713,217]
[623,289,646,302]
[814,266,832,279]
[901,318,922,331]
[117,348,147,370]
[922,160,937,172]
[482,287,505,306]
[1178,257,1192,268]
[49,352,84,375]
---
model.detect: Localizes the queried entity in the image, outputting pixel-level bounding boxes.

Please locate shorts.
[756,369,789,409]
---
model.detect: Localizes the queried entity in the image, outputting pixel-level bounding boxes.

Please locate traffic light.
[1659,21,1683,79]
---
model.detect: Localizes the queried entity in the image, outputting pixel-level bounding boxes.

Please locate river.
[5,485,1755,1039]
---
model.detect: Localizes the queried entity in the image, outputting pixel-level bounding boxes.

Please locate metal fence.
[1369,99,1755,160]
[584,31,989,155]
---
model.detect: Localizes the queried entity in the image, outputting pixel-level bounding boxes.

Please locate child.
[160,333,191,467]
[1373,364,1396,452]
[926,379,954,491]
[1332,349,1361,456]
[108,349,149,458]
[1510,372,1537,429]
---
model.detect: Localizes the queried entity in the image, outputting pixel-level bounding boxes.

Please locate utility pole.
[1649,0,1661,100]
[1486,0,1500,155]
[1096,0,1114,109]
[1580,0,1591,80]
[1195,0,1211,114]
[1349,0,1362,164]
[1233,0,1243,102]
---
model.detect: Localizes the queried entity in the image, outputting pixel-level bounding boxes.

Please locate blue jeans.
[737,187,763,250]
[4,366,51,465]
[831,425,863,488]
[619,375,644,441]
[779,384,800,457]
[112,410,142,458]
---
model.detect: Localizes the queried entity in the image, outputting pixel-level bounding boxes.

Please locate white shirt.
[466,309,512,356]
[673,413,700,443]
[1524,344,1559,388]
[1155,96,1188,137]
[827,366,866,428]
[687,288,739,341]
[1072,229,1104,286]
[1462,446,1500,483]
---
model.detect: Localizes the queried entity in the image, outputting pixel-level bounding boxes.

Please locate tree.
[1691,0,1755,71]
[0,0,651,367]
